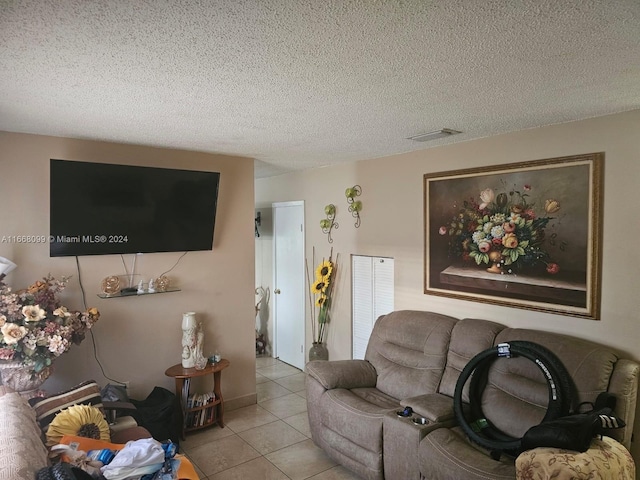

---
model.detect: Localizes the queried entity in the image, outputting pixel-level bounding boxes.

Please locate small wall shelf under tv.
[97,288,181,299]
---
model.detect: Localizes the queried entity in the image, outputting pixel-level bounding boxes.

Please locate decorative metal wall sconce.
[320,204,338,243]
[255,211,261,238]
[345,185,363,227]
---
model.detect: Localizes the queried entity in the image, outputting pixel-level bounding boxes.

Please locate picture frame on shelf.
[423,152,603,319]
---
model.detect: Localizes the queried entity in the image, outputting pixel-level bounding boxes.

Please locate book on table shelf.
[181,379,190,428]
[182,378,190,408]
[185,391,217,428]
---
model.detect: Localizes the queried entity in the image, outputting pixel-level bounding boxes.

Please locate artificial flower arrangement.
[439,184,562,275]
[0,274,99,375]
[307,248,339,344]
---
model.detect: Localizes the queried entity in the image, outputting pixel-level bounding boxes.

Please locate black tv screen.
[50,160,220,257]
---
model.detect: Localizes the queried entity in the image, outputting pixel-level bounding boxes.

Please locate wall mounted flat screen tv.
[50,159,220,257]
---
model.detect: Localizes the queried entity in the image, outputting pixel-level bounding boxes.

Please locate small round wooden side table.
[165,359,230,440]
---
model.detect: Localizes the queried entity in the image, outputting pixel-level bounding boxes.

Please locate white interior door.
[273,201,305,369]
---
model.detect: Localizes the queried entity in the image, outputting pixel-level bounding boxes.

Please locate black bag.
[521,394,625,453]
[129,386,180,448]
[36,463,93,480]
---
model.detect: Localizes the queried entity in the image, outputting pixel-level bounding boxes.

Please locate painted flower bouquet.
[0,274,99,375]
[439,184,562,275]
[307,248,338,344]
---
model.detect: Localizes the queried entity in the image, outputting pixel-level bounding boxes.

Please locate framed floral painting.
[424,153,603,319]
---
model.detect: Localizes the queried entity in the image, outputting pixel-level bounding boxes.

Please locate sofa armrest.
[607,358,639,449]
[103,400,138,424]
[401,393,455,422]
[0,385,14,396]
[103,400,137,413]
[306,360,377,390]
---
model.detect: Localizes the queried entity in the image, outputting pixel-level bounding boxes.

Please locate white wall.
[255,109,640,459]
[0,132,257,409]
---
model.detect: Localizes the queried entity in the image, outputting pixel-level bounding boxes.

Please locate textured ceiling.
[1,1,639,178]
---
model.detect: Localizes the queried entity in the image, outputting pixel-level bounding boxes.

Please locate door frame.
[272,200,305,369]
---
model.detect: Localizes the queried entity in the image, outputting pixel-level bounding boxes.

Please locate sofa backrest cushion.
[365,310,458,400]
[478,328,620,439]
[438,318,505,400]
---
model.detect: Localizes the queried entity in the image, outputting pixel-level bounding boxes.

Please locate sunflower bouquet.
[306,248,338,344]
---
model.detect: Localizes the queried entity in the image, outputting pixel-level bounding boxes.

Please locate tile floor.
[180,356,362,480]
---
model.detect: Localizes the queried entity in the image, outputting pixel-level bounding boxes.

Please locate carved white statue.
[181,312,197,368]
[194,326,207,369]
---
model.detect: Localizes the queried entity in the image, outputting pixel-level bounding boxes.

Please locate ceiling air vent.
[407,128,461,142]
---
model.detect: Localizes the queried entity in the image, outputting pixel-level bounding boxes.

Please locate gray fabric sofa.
[305,310,639,480]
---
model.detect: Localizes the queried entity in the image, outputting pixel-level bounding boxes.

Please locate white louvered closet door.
[352,255,394,359]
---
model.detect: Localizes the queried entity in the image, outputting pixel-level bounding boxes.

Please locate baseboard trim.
[225,393,257,412]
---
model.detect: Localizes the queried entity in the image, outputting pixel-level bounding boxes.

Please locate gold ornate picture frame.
[424,153,603,319]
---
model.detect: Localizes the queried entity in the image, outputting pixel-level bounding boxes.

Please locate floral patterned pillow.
[516,436,635,480]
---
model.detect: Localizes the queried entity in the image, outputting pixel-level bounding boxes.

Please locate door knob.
[274,289,281,294]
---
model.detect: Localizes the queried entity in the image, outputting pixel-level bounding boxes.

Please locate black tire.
[454,341,573,453]
[503,340,575,414]
[467,340,574,428]
[467,341,573,449]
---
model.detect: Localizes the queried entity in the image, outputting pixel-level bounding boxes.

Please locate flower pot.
[0,361,51,398]
[309,342,329,362]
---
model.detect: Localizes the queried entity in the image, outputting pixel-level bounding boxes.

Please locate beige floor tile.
[257,363,302,380]
[208,457,290,480]
[238,419,307,455]
[181,424,236,451]
[224,404,279,433]
[183,453,207,479]
[260,393,308,419]
[257,380,293,402]
[187,434,261,476]
[274,372,307,392]
[256,356,280,368]
[265,439,337,480]
[257,372,272,384]
[281,411,312,438]
[307,465,363,479]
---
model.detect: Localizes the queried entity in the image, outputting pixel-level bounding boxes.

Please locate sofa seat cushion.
[0,392,49,480]
[350,388,400,409]
[419,427,516,480]
[320,387,398,453]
